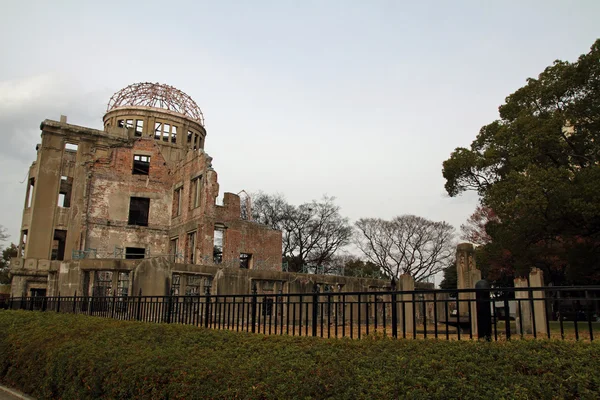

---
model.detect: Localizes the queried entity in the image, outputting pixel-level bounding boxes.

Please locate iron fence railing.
[4,283,600,341]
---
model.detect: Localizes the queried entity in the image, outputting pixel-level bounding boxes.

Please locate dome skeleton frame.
[107,82,204,126]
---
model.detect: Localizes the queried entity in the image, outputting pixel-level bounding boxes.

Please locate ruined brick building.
[10,83,387,299]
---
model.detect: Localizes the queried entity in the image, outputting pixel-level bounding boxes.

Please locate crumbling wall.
[86,139,172,257]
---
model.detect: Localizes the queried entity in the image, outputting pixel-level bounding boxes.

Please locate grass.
[0,310,599,399]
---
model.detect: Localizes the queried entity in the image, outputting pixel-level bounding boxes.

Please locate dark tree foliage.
[443,40,600,285]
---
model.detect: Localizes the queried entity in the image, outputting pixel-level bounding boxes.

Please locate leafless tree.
[252,193,352,271]
[355,215,455,281]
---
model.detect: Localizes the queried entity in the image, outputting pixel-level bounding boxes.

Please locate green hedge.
[0,311,599,399]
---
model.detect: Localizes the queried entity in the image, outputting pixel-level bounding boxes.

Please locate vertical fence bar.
[251,283,257,334]
[456,296,461,341]
[586,290,593,341]
[503,296,510,340]
[433,292,438,339]
[391,279,398,339]
[412,293,416,340]
[312,284,318,337]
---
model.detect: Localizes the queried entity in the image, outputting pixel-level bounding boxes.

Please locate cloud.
[0,73,110,241]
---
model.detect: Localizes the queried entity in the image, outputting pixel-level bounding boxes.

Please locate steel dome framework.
[107,82,204,125]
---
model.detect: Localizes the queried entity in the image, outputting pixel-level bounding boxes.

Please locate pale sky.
[1,0,598,254]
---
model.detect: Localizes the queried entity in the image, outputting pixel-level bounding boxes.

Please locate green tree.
[443,39,600,284]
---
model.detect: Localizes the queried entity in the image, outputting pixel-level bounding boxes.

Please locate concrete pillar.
[399,274,414,335]
[529,268,548,337]
[456,243,477,315]
[469,269,481,337]
[514,277,532,335]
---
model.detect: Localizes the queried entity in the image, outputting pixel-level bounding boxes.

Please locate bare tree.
[355,215,455,281]
[252,193,352,272]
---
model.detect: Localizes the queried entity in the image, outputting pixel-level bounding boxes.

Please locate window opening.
[190,176,202,209]
[94,271,113,297]
[118,120,124,128]
[58,176,72,207]
[213,228,223,264]
[162,123,171,142]
[187,131,193,147]
[117,272,129,296]
[171,274,181,295]
[171,126,177,143]
[128,197,150,226]
[26,178,34,208]
[262,298,274,316]
[133,155,150,175]
[169,238,179,262]
[51,229,67,261]
[186,275,203,295]
[172,187,182,217]
[240,253,252,269]
[135,120,144,136]
[125,247,145,259]
[154,122,162,140]
[20,230,28,257]
[65,143,78,152]
[186,231,196,264]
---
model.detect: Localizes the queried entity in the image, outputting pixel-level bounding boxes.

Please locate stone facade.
[10,83,283,298]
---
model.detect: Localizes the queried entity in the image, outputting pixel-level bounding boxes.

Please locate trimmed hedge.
[0,311,599,399]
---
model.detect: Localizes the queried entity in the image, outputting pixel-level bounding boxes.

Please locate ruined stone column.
[514,277,532,335]
[469,269,481,337]
[399,274,414,335]
[456,243,479,336]
[529,268,548,337]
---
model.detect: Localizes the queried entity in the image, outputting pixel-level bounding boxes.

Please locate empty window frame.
[65,143,78,152]
[19,230,28,257]
[58,176,72,207]
[51,229,67,261]
[117,272,130,296]
[169,237,179,262]
[171,274,181,295]
[186,231,196,264]
[185,275,203,295]
[190,176,202,209]
[135,120,144,136]
[128,197,150,226]
[125,247,146,259]
[133,155,150,175]
[240,253,252,269]
[171,126,177,144]
[26,178,34,208]
[172,186,182,217]
[94,271,113,297]
[213,228,223,264]
[154,122,178,142]
[187,130,201,150]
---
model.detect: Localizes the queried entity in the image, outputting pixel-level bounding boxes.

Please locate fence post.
[166,291,173,324]
[56,292,61,313]
[391,278,398,338]
[136,288,143,321]
[251,282,257,333]
[312,283,319,337]
[111,292,117,319]
[475,280,492,341]
[72,291,77,314]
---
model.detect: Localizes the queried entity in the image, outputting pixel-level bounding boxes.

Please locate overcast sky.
[1,1,598,257]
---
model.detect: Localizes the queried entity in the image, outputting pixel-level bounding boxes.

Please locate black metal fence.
[5,282,600,341]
